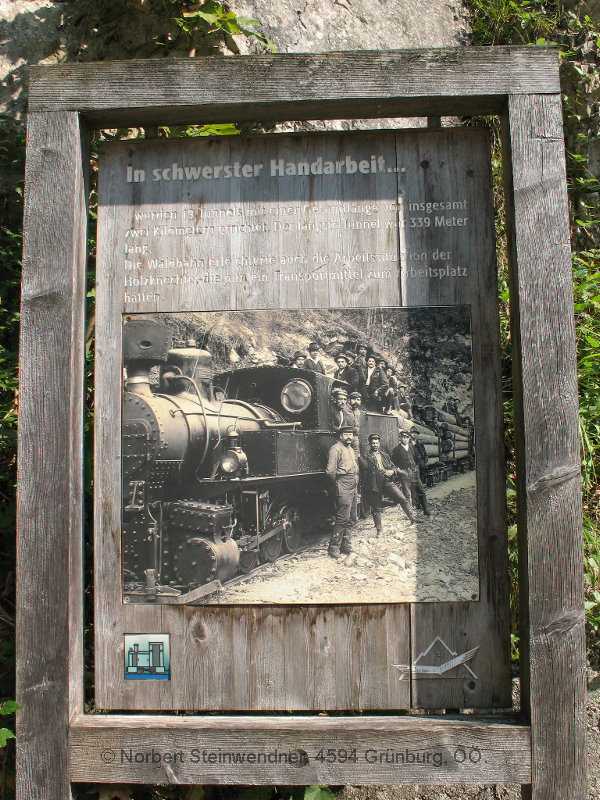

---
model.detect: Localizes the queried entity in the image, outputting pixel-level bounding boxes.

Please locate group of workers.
[319,344,432,560]
[291,341,412,415]
[325,421,432,559]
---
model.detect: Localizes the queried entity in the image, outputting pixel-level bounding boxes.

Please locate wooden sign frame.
[17,47,585,798]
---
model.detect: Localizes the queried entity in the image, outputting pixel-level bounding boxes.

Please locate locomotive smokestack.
[126,364,154,396]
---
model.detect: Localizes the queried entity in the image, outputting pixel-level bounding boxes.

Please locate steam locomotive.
[121,318,474,604]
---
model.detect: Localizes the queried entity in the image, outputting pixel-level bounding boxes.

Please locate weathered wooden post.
[17,47,585,799]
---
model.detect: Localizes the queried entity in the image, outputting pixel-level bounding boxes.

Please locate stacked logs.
[396,404,475,486]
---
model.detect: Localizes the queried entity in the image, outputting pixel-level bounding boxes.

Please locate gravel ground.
[211,473,478,605]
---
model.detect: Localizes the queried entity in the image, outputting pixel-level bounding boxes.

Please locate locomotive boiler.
[122,319,341,603]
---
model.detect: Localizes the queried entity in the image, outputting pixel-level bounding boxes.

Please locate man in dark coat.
[355,343,368,375]
[396,383,413,417]
[363,355,388,409]
[330,388,353,433]
[391,430,431,516]
[333,352,360,392]
[376,360,394,414]
[346,391,363,456]
[305,342,325,373]
[410,431,428,483]
[326,426,359,558]
[359,433,416,535]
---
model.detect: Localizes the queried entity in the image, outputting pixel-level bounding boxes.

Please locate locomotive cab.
[212,365,335,431]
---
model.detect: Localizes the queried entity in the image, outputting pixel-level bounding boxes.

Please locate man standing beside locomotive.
[392,429,432,517]
[326,425,359,559]
[330,387,353,433]
[360,433,416,535]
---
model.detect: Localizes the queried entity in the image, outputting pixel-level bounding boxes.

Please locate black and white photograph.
[122,306,478,605]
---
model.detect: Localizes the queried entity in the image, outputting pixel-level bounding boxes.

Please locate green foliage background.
[464,0,600,662]
[0,0,599,798]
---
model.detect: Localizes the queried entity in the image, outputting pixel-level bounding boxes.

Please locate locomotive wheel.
[260,531,283,562]
[281,505,302,553]
[238,548,259,573]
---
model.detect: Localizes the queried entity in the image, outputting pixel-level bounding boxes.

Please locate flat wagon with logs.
[396,404,475,486]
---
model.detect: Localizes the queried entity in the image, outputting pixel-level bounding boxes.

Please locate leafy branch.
[167,0,275,54]
[0,700,19,749]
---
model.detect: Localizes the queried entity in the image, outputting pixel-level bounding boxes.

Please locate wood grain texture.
[502,93,586,798]
[98,133,402,315]
[94,130,413,711]
[402,131,511,709]
[28,47,560,127]
[68,714,531,785]
[17,111,88,800]
[95,129,509,712]
[18,53,579,797]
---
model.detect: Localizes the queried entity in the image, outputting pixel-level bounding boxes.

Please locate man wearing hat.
[345,348,363,389]
[213,385,225,403]
[305,342,325,374]
[363,355,387,409]
[359,433,416,534]
[355,343,368,383]
[391,430,431,517]
[346,391,364,456]
[344,349,362,385]
[375,361,395,414]
[291,351,307,368]
[396,382,412,417]
[385,366,399,410]
[333,352,360,392]
[326,426,359,558]
[330,387,352,433]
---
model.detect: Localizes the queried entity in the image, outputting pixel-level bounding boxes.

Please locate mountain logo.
[393,636,479,681]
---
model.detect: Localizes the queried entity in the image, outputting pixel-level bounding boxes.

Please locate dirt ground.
[211,472,479,605]
[587,669,600,800]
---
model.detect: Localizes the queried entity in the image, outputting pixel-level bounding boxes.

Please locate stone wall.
[0,0,470,126]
